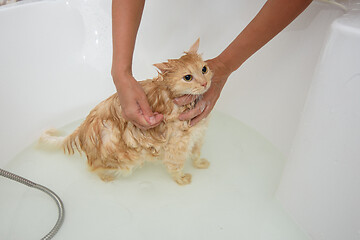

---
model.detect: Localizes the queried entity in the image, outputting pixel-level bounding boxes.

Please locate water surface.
[0,111,309,240]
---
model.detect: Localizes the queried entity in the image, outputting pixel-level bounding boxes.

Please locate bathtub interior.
[0,0,348,239]
[277,9,360,240]
[0,0,115,164]
[1,111,311,240]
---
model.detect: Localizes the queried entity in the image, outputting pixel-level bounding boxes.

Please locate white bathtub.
[0,0,359,239]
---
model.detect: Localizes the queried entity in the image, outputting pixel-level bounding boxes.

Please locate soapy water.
[0,111,309,240]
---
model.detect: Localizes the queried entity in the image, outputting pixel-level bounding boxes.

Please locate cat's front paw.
[193,158,210,169]
[175,173,192,185]
[99,174,116,182]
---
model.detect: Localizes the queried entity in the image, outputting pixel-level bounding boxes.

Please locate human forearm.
[177,0,312,124]
[111,0,163,129]
[217,0,313,73]
[111,0,145,82]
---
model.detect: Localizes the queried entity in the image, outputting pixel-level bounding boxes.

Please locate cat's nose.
[201,82,207,87]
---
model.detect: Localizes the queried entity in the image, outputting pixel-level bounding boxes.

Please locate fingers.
[121,100,163,130]
[138,96,164,127]
[190,105,210,126]
[175,83,221,126]
[179,100,206,121]
[121,107,149,130]
[123,110,163,130]
[173,94,198,106]
[152,112,164,125]
[178,99,212,127]
[115,75,164,130]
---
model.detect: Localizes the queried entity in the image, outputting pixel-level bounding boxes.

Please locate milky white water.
[0,111,309,240]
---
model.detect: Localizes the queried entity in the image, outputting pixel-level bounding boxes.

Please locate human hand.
[174,57,232,126]
[114,72,163,130]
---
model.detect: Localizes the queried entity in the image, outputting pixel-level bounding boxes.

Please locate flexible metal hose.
[0,168,65,240]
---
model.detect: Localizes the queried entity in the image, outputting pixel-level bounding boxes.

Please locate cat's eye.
[202,66,208,74]
[183,75,193,82]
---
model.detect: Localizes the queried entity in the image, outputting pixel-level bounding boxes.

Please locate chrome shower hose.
[0,168,64,240]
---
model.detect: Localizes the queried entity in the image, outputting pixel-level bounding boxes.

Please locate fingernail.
[149,116,155,124]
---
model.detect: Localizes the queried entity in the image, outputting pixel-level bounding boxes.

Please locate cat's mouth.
[197,81,211,95]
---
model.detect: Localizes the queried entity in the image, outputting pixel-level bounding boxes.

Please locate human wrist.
[111,65,134,85]
[216,51,243,74]
[212,55,236,77]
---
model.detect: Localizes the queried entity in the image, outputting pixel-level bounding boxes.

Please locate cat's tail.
[39,128,81,155]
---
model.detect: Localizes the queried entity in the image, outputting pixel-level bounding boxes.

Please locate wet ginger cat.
[40,39,212,185]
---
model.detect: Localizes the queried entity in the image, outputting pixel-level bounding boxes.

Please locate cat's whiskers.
[191,88,205,95]
[183,94,193,103]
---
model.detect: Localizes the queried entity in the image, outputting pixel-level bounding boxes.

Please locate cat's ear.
[153,62,172,74]
[188,38,200,54]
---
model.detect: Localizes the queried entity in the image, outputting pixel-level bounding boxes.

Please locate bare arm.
[112,0,163,129]
[176,0,313,125]
[217,0,313,72]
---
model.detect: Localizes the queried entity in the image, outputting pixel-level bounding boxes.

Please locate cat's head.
[154,39,213,98]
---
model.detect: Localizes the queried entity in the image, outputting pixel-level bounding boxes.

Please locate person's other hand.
[114,72,163,130]
[174,58,232,126]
